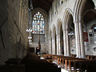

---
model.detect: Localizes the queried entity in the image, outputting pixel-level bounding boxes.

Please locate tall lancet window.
[32,12,45,34]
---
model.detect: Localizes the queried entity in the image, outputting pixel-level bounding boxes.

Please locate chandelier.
[26,28,32,32]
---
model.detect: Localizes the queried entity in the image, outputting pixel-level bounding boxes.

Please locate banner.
[83,32,88,42]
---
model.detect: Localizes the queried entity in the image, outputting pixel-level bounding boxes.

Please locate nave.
[0,0,96,72]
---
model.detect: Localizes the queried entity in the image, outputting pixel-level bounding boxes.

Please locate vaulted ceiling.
[32,0,53,12]
[83,0,96,23]
[84,10,96,23]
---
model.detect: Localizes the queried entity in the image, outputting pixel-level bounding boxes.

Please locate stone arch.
[64,9,74,28]
[73,0,82,22]
[32,8,48,26]
[57,19,64,55]
[73,0,94,22]
[57,19,63,32]
[32,8,48,18]
[83,9,96,24]
[65,8,73,16]
[62,9,75,56]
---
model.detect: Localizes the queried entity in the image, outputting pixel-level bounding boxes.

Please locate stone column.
[74,21,85,58]
[66,28,70,56]
[56,26,62,55]
[57,33,61,55]
[79,21,85,58]
[51,37,52,54]
[63,29,67,56]
[48,38,51,54]
[49,36,52,54]
[74,21,81,58]
[52,31,55,55]
[63,28,70,56]
[55,34,57,55]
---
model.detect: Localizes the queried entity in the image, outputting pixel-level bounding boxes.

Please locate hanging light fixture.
[26,28,32,32]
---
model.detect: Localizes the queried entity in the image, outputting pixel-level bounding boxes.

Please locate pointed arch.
[62,9,75,56]
[57,19,64,55]
[73,0,87,22]
[57,19,63,34]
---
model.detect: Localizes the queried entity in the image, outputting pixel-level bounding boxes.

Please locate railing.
[42,54,96,71]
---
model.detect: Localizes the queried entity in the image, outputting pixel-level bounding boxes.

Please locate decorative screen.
[32,12,45,34]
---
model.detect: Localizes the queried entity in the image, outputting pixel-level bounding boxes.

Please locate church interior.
[0,0,96,72]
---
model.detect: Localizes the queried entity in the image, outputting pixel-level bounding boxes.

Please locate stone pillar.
[55,33,57,55]
[49,38,51,54]
[52,31,55,55]
[79,21,85,58]
[49,36,52,54]
[57,33,61,55]
[63,28,70,56]
[63,29,67,56]
[51,37,52,54]
[74,21,85,58]
[56,26,62,55]
[74,21,81,58]
[66,28,70,56]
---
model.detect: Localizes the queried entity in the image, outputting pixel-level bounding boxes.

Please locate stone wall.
[86,20,96,55]
[48,0,76,55]
[0,0,8,65]
[0,0,28,64]
[48,0,96,57]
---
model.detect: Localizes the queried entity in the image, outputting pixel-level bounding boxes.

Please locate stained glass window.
[32,12,45,34]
